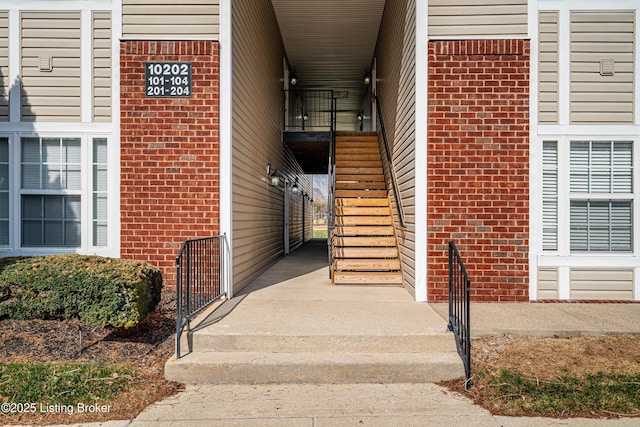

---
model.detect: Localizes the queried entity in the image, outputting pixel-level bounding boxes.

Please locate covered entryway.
[228,0,424,299]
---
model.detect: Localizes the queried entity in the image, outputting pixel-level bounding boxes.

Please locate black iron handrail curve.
[374,95,406,228]
[448,241,472,389]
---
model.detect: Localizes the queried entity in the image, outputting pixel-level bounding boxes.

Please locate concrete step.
[165,351,464,384]
[188,332,457,354]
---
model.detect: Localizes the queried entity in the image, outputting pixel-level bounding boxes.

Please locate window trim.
[540,136,638,257]
[0,132,115,256]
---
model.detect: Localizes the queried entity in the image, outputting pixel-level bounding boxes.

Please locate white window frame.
[0,131,117,257]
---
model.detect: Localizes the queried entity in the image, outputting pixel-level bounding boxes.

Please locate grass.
[477,369,640,417]
[0,362,133,406]
[313,229,328,238]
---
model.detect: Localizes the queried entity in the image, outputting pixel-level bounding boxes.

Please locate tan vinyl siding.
[374,0,416,296]
[539,12,559,124]
[93,12,111,123]
[21,11,81,122]
[122,0,220,39]
[429,0,528,39]
[0,11,8,121]
[570,11,635,124]
[537,268,559,299]
[232,0,310,291]
[570,268,634,300]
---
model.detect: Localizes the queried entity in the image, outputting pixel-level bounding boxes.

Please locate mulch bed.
[0,289,183,425]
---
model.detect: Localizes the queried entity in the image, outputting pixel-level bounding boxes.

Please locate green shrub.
[0,255,162,328]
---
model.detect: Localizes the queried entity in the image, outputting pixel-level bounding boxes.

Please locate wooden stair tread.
[334,259,401,271]
[334,182,387,190]
[336,207,391,216]
[334,236,397,247]
[333,272,403,286]
[333,247,399,258]
[336,198,389,207]
[335,216,392,226]
[336,174,385,182]
[335,190,388,198]
[334,226,395,236]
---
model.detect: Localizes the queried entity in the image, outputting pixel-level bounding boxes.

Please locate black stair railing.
[373,95,406,228]
[448,241,472,389]
[175,234,230,358]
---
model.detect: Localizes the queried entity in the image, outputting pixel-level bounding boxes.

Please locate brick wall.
[428,40,530,302]
[120,41,220,286]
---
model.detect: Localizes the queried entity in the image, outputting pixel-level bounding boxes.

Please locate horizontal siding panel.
[570,11,634,124]
[0,11,8,121]
[429,0,527,38]
[122,0,220,38]
[21,12,81,122]
[539,12,558,124]
[571,290,634,300]
[570,268,633,300]
[93,11,111,123]
[376,0,416,293]
[537,268,558,299]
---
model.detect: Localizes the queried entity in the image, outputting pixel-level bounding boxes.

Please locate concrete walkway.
[6,241,640,427]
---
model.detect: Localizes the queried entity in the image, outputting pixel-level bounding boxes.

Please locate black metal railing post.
[448,241,472,389]
[175,235,229,358]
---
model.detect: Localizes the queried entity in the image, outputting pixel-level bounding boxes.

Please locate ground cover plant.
[0,255,162,328]
[0,256,181,425]
[442,335,640,418]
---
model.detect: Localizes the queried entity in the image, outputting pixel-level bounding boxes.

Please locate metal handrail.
[448,241,472,389]
[175,234,230,358]
[374,95,406,228]
[327,98,337,278]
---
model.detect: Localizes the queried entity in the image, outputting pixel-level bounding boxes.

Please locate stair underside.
[332,134,402,286]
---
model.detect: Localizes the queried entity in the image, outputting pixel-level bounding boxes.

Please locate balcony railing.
[283,89,335,132]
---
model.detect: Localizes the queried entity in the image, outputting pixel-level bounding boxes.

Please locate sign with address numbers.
[145,62,192,97]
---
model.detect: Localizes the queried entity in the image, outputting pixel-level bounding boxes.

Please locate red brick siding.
[120,41,220,286]
[428,39,530,302]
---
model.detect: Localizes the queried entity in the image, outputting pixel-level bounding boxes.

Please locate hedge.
[0,255,162,328]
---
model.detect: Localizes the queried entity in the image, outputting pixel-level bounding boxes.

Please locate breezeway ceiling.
[271,0,386,123]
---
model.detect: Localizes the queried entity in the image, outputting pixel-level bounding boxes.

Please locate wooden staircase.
[331,132,403,286]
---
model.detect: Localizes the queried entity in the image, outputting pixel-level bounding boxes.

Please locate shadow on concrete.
[236,238,329,295]
[188,239,329,332]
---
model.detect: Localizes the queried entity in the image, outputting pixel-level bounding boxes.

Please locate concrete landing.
[165,240,463,384]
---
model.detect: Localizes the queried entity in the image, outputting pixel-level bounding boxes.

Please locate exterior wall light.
[267,162,282,186]
[357,111,363,121]
[290,71,298,86]
[363,72,371,85]
[291,178,300,194]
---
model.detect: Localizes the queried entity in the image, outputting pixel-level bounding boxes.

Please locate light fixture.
[357,111,363,121]
[363,72,371,86]
[302,111,309,122]
[290,70,298,86]
[267,162,281,186]
[291,178,300,194]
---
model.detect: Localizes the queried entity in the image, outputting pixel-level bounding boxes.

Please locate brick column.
[120,41,220,286]
[428,40,530,302]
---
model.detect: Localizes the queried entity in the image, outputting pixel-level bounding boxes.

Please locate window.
[21,137,82,247]
[569,141,633,252]
[0,138,8,246]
